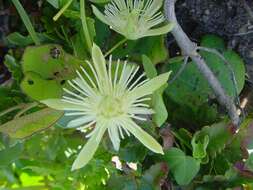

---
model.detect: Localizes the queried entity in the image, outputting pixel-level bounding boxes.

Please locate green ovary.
[99,96,124,118]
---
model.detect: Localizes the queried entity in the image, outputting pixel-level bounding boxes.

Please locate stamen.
[62,96,86,105]
[85,61,102,90]
[108,55,113,91]
[85,129,95,138]
[128,73,146,90]
[131,78,149,91]
[72,77,96,96]
[125,66,139,88]
[143,0,153,12]
[62,99,90,110]
[131,103,149,108]
[80,66,97,89]
[118,61,127,85]
[129,108,154,115]
[68,80,89,97]
[134,97,151,103]
[130,114,147,121]
[114,59,120,87]
[63,88,86,101]
[118,126,125,139]
[122,65,135,88]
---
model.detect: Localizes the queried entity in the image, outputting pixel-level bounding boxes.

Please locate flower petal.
[67,115,95,128]
[129,71,171,100]
[108,125,120,151]
[41,99,86,111]
[143,23,175,37]
[71,123,107,171]
[92,5,111,26]
[92,43,109,90]
[123,119,164,154]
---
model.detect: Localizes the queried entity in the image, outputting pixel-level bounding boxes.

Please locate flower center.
[99,96,124,118]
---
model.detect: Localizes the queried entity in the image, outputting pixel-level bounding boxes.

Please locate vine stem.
[80,0,93,53]
[105,38,127,58]
[12,0,40,45]
[169,56,189,84]
[53,0,74,21]
[170,130,192,150]
[164,0,240,127]
[14,102,38,118]
[0,104,26,118]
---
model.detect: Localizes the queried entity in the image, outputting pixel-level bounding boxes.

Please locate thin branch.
[80,0,93,52]
[164,0,240,126]
[197,47,239,100]
[105,38,127,58]
[197,46,246,120]
[0,104,25,118]
[169,56,189,84]
[14,102,39,118]
[242,0,253,22]
[233,30,253,36]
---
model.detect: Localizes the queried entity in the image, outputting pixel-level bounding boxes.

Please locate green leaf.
[142,35,169,65]
[0,108,63,139]
[0,88,24,113]
[119,140,148,162]
[94,18,111,47]
[47,0,59,8]
[89,0,111,3]
[197,121,233,158]
[246,153,253,172]
[11,0,40,45]
[191,131,209,160]
[152,87,168,127]
[6,32,33,46]
[22,44,82,80]
[4,54,23,83]
[164,35,245,126]
[142,55,168,127]
[21,72,63,100]
[200,34,226,52]
[107,35,168,65]
[142,55,157,78]
[21,45,87,100]
[164,147,200,185]
[140,163,168,190]
[0,143,23,166]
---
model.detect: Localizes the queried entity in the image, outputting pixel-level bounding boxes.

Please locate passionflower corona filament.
[42,44,171,170]
[92,0,174,40]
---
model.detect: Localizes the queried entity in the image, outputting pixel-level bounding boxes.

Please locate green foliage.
[0,107,63,139]
[0,143,24,166]
[197,121,233,158]
[0,0,250,189]
[245,153,253,172]
[111,35,168,65]
[164,147,200,185]
[21,45,86,100]
[142,55,168,127]
[164,35,246,126]
[21,72,63,100]
[191,132,209,161]
[4,54,23,83]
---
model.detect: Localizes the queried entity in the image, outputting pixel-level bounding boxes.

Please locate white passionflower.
[42,44,171,170]
[92,0,174,40]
